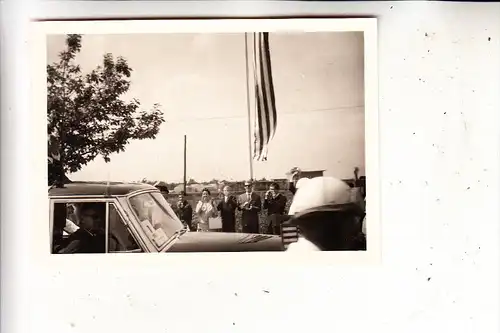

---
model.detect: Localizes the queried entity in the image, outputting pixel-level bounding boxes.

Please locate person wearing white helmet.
[286,176,366,251]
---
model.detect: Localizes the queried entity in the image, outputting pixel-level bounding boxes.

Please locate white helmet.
[295,177,310,190]
[288,176,358,217]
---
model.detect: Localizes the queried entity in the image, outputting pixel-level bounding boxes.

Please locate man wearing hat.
[237,180,262,234]
[286,176,366,251]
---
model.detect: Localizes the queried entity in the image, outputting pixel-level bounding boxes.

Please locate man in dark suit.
[263,182,288,235]
[176,191,194,231]
[237,180,262,234]
[216,185,238,232]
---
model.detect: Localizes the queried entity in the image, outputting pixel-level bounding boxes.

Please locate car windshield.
[128,192,184,250]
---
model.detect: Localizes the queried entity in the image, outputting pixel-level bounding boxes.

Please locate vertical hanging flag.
[253,32,277,162]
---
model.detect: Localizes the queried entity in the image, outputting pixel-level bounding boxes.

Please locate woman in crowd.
[195,188,218,232]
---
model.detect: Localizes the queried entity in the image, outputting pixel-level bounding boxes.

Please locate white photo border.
[30,18,380,267]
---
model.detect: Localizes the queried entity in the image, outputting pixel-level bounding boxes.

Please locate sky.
[47,32,365,182]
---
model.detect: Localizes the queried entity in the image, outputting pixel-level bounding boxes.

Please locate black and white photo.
[41,19,379,255]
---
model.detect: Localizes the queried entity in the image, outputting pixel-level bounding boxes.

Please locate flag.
[253,32,277,162]
[281,220,299,249]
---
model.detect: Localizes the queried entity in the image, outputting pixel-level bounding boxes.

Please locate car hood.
[166,232,284,252]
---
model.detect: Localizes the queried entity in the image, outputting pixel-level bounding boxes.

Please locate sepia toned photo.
[43,19,378,255]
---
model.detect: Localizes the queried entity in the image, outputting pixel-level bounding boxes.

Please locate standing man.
[216,185,238,232]
[237,180,262,234]
[176,191,194,231]
[263,182,288,235]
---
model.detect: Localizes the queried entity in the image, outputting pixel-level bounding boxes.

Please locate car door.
[49,198,147,254]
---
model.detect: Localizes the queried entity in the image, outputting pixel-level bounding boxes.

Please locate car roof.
[49,181,157,197]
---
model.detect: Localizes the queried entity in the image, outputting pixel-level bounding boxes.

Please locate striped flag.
[253,32,277,162]
[281,221,299,249]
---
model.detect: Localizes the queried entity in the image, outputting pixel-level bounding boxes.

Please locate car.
[49,181,285,253]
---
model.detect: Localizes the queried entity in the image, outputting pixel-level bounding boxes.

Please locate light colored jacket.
[195,201,218,231]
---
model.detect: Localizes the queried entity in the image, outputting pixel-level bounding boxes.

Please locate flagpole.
[244,32,254,180]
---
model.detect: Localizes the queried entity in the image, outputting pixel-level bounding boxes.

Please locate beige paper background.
[1,2,500,333]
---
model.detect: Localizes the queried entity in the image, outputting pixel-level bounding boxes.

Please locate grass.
[166,191,294,233]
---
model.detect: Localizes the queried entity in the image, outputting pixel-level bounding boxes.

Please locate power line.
[168,104,364,123]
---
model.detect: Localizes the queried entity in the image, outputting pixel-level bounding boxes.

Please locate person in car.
[58,203,108,254]
[286,176,366,252]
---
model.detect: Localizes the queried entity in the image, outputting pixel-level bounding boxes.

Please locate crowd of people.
[158,168,367,251]
[162,179,290,235]
[52,168,367,253]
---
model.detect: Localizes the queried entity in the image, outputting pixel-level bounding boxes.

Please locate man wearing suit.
[263,182,288,235]
[237,180,262,234]
[216,185,238,232]
[176,191,194,231]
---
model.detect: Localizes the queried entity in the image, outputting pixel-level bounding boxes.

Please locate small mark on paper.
[427,277,431,282]
[263,290,270,294]
[70,322,76,328]
[488,37,491,41]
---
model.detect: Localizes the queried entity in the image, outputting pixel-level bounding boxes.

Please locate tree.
[187,178,197,185]
[47,34,165,181]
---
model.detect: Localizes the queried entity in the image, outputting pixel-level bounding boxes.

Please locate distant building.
[173,183,218,194]
[299,170,325,179]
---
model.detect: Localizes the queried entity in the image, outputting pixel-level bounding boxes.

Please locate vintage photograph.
[46,20,376,254]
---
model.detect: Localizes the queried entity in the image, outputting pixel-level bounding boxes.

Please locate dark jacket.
[263,193,287,216]
[217,195,238,232]
[237,192,262,233]
[176,200,193,224]
[57,229,106,254]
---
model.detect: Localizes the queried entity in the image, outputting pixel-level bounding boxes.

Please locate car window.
[108,204,141,253]
[51,201,106,254]
[128,192,184,251]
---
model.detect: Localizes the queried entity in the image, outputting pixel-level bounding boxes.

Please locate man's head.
[77,203,105,231]
[244,180,253,194]
[288,176,364,250]
[269,182,280,197]
[223,185,231,197]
